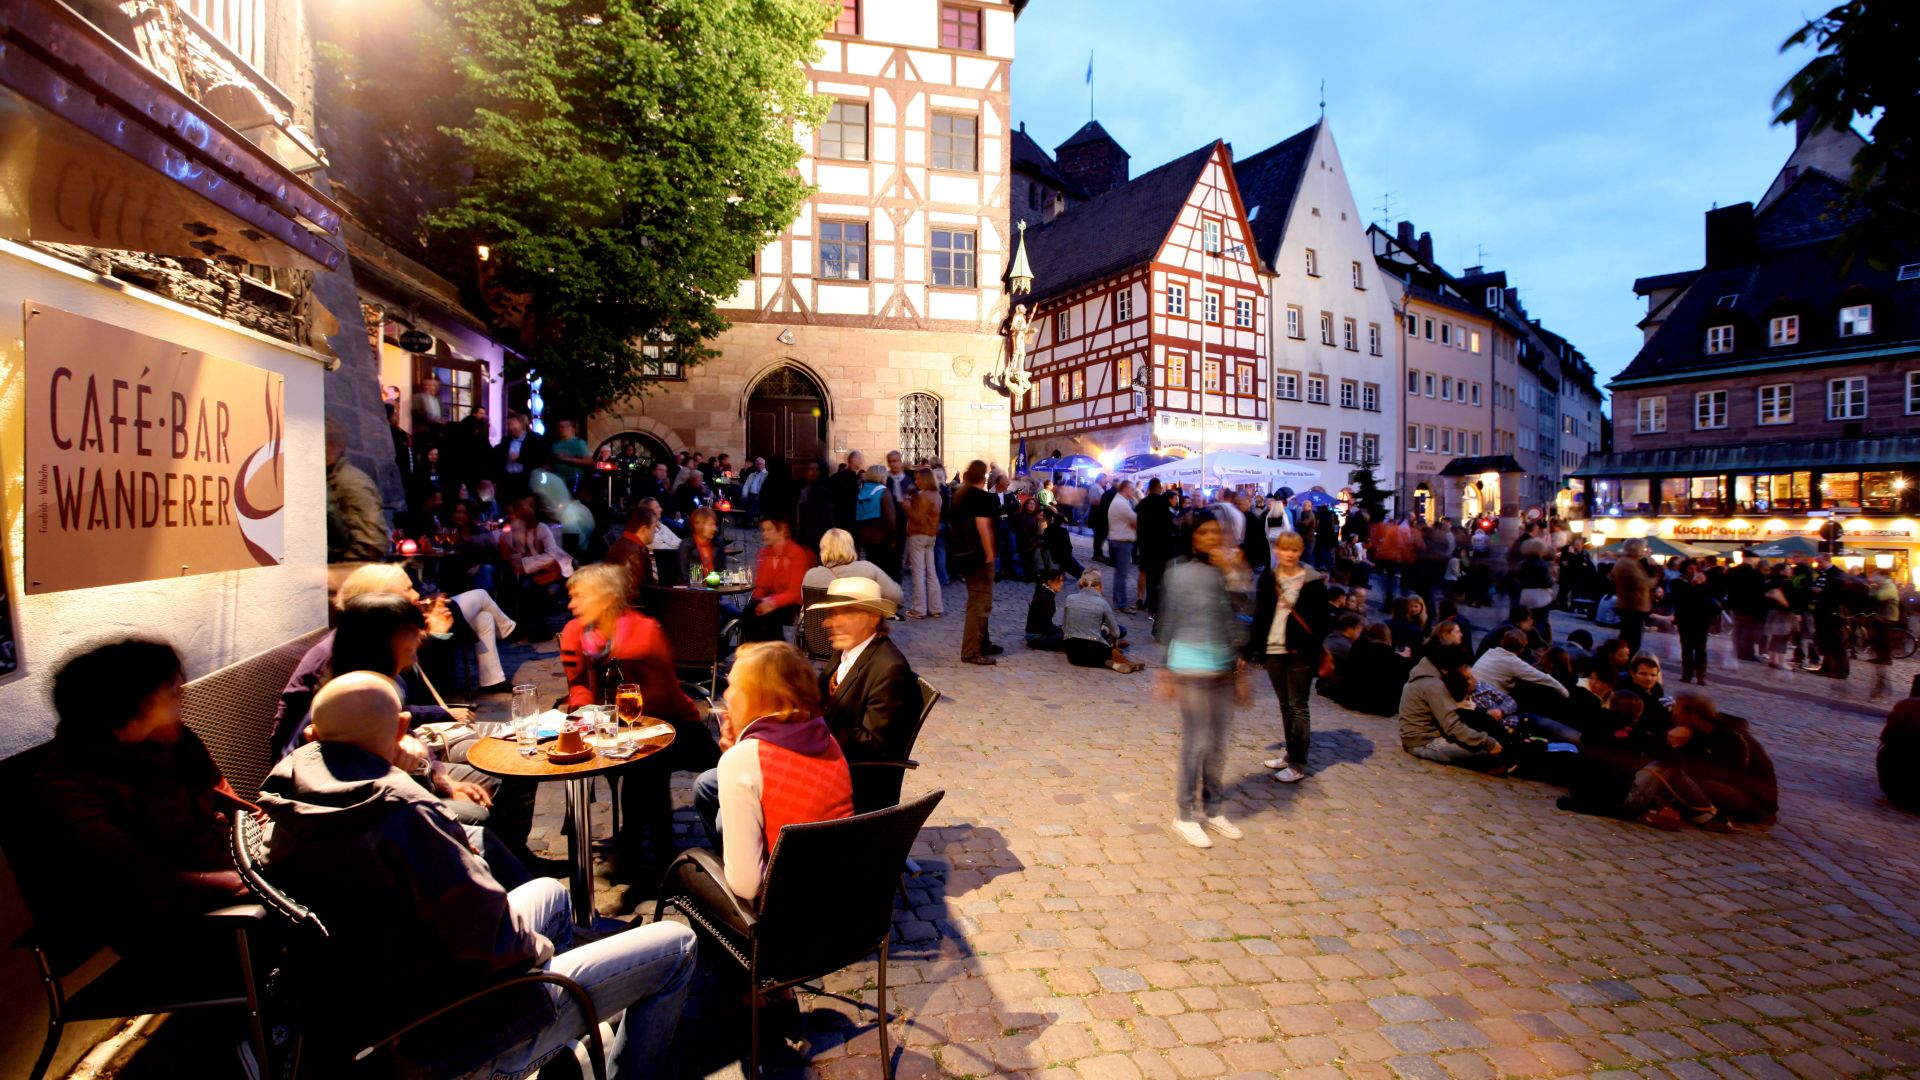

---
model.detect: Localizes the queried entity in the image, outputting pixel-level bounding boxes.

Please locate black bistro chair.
[230,813,609,1080]
[652,789,945,1079]
[851,676,940,816]
[642,585,741,703]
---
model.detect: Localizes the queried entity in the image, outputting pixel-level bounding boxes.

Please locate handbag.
[1291,610,1335,678]
[523,553,563,585]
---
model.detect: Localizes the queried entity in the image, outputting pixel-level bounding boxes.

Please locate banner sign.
[23,304,286,594]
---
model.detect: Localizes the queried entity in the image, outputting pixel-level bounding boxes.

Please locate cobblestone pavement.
[485,535,1920,1080]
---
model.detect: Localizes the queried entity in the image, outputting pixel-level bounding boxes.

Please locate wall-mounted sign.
[23,305,286,594]
[397,329,435,353]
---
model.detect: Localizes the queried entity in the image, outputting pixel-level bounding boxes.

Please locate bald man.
[259,673,697,1077]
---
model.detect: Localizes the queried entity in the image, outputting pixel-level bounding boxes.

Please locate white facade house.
[1237,121,1399,496]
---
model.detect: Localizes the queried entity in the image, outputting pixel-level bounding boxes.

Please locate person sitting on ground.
[1025,567,1068,651]
[1879,674,1920,814]
[1619,653,1672,732]
[687,642,854,902]
[1558,690,1660,820]
[1472,629,1570,706]
[1064,569,1145,673]
[34,639,251,949]
[1041,507,1085,579]
[1398,645,1506,771]
[259,672,698,1077]
[603,504,662,600]
[1317,613,1365,699]
[1386,594,1430,655]
[673,507,730,583]
[1563,629,1595,666]
[561,565,718,864]
[803,528,905,608]
[1597,637,1633,683]
[809,577,921,811]
[1541,646,1577,693]
[1474,606,1540,661]
[1634,695,1777,829]
[1562,659,1618,739]
[740,516,813,642]
[1337,623,1412,716]
[1344,586,1371,616]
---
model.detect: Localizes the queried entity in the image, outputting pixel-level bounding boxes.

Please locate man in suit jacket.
[809,578,921,812]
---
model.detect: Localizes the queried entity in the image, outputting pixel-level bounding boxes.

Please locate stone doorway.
[745,364,827,467]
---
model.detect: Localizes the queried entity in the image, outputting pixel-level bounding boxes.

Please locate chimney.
[1704,202,1756,268]
[1396,220,1415,247]
[1463,265,1484,276]
[1416,231,1433,264]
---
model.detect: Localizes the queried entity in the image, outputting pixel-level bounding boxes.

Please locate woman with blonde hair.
[561,564,718,862]
[686,641,854,900]
[802,528,905,608]
[1062,569,1143,673]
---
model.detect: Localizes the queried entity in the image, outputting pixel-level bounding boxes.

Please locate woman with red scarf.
[560,565,719,864]
[673,507,730,583]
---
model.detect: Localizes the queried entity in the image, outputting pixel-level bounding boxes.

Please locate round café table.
[467,725,676,928]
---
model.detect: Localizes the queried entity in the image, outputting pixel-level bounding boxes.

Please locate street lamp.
[1199,233,1246,470]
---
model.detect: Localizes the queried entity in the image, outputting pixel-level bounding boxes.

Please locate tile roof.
[1011,126,1086,199]
[1233,122,1318,265]
[1615,171,1920,387]
[1023,141,1218,307]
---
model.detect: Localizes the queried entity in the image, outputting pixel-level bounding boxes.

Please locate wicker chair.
[798,585,835,662]
[850,676,940,816]
[640,586,740,702]
[651,789,944,1078]
[230,812,608,1080]
[181,627,331,798]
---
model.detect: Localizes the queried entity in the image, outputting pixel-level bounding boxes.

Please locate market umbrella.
[1119,453,1175,473]
[1594,536,1716,560]
[1049,454,1101,472]
[1288,488,1340,510]
[1136,451,1322,488]
[1743,535,1821,559]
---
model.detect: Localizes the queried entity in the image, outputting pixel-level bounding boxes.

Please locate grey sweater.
[1396,657,1498,752]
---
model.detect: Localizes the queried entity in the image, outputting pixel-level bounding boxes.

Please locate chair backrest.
[800,586,834,661]
[231,811,328,943]
[183,627,332,799]
[641,586,721,665]
[753,789,944,985]
[901,677,939,763]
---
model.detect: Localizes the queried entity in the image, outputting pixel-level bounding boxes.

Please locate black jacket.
[1135,493,1174,558]
[672,537,731,584]
[821,634,920,763]
[1243,566,1331,662]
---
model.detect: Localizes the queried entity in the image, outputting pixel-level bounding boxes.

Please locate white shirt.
[1108,497,1138,541]
[650,523,682,551]
[833,633,877,690]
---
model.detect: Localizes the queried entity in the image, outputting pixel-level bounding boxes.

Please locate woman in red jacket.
[561,564,719,864]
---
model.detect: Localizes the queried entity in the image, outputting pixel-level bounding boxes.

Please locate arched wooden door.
[746,365,827,465]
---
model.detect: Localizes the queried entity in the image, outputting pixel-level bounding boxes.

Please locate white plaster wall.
[0,243,331,757]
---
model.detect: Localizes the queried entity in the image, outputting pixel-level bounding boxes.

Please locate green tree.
[1347,458,1390,522]
[325,0,834,419]
[1774,1,1920,269]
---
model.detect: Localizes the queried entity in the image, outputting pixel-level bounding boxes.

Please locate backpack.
[854,483,886,522]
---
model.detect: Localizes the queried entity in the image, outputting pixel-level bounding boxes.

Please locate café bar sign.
[23,305,285,594]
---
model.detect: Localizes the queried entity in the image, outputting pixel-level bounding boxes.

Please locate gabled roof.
[1615,170,1920,387]
[1233,122,1319,265]
[1057,120,1121,153]
[1011,126,1086,199]
[1023,141,1218,307]
[1633,270,1698,295]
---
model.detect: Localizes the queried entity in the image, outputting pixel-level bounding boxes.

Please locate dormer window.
[1769,315,1799,347]
[1485,286,1500,308]
[1717,294,1740,308]
[1839,304,1873,337]
[1706,325,1735,355]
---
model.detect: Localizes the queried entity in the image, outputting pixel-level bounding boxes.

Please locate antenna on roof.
[1318,80,1326,119]
[1376,191,1396,224]
[1475,242,1489,265]
[1086,50,1095,123]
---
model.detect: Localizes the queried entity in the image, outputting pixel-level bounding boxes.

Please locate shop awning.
[1574,436,1920,479]
[1437,455,1524,477]
[0,0,344,271]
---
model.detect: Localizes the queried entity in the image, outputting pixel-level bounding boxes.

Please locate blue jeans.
[934,525,951,585]
[1109,541,1135,609]
[472,879,698,1079]
[1174,671,1234,821]
[693,767,722,844]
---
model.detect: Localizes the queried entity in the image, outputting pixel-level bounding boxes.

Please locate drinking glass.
[594,705,619,746]
[616,682,644,725]
[512,682,540,757]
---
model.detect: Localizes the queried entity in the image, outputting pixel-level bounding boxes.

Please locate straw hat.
[806,576,898,617]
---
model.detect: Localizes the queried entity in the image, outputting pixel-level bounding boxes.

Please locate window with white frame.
[1440,429,1452,454]
[1471,432,1481,455]
[1236,365,1253,395]
[1694,390,1727,429]
[1167,284,1185,316]
[1423,318,1435,341]
[1368,323,1381,355]
[1115,289,1133,322]
[1470,382,1481,406]
[1470,331,1482,353]
[1440,323,1452,346]
[1351,261,1364,288]
[1363,434,1378,462]
[1205,291,1221,324]
[1319,311,1334,345]
[1485,286,1501,309]
[1407,369,1419,394]
[1338,433,1355,462]
[1769,315,1798,346]
[1362,384,1378,411]
[1275,429,1297,457]
[931,228,976,287]
[1307,375,1327,403]
[1203,358,1220,391]
[1203,220,1221,254]
[1304,431,1323,459]
[1440,376,1452,401]
[1706,324,1734,354]
[1340,380,1356,408]
[1234,297,1253,328]
[1055,310,1071,339]
[1406,423,1419,448]
[1405,314,1417,335]
[1758,383,1793,425]
[1286,305,1303,338]
[1840,304,1873,337]
[1456,327,1468,350]
[1275,372,1299,399]
[1424,373,1436,397]
[1422,426,1435,452]
[1635,395,1666,433]
[819,220,869,279]
[1828,376,1866,419]
[1343,318,1357,350]
[1165,353,1188,388]
[1908,371,1920,415]
[930,112,978,171]
[1305,248,1319,276]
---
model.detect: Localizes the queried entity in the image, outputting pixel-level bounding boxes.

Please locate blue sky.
[1010,0,1830,395]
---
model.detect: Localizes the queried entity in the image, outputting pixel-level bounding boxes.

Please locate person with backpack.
[852,464,900,578]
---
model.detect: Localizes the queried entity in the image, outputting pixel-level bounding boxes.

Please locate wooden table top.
[466,722,676,780]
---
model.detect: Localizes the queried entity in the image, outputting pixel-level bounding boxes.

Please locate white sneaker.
[1262,756,1289,770]
[1204,815,1243,840]
[1172,820,1213,848]
[1274,766,1307,783]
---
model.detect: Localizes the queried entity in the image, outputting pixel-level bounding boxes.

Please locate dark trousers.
[962,565,994,659]
[1730,613,1761,662]
[1091,522,1108,560]
[1679,623,1709,681]
[1143,551,1168,614]
[1264,652,1315,769]
[739,603,798,642]
[1816,614,1849,677]
[1619,608,1647,656]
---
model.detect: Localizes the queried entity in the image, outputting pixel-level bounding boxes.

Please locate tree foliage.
[323,0,834,419]
[1347,459,1390,522]
[1774,1,1920,269]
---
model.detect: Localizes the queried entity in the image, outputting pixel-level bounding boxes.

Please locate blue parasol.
[1288,488,1339,510]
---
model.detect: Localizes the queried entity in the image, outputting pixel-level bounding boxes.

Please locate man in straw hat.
[258,672,696,1077]
[810,578,922,810]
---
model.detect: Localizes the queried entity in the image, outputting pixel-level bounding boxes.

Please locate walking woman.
[1156,516,1250,848]
[1244,532,1329,783]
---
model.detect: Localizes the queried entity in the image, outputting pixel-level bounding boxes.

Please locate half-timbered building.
[592,0,1024,473]
[1013,140,1269,465]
